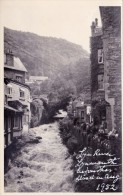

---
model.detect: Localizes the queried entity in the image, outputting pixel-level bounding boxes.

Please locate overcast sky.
[1,0,121,52]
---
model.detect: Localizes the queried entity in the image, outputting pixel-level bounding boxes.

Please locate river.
[4,122,74,192]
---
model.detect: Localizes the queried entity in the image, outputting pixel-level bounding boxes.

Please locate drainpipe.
[104,63,115,131]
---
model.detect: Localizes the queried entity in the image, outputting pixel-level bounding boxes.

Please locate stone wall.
[100,7,121,133]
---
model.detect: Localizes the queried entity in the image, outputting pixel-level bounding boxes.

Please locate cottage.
[67,98,91,124]
[4,50,31,137]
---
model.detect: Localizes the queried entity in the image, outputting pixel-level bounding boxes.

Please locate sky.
[0,0,121,52]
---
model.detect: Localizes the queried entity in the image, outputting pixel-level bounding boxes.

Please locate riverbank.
[59,118,122,192]
[4,122,74,192]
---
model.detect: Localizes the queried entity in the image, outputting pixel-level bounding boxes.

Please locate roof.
[25,81,33,85]
[4,105,23,113]
[96,100,110,107]
[72,99,79,107]
[54,110,67,118]
[76,101,85,108]
[8,99,27,107]
[30,76,48,81]
[4,77,10,85]
[4,77,31,91]
[7,83,12,88]
[4,57,27,72]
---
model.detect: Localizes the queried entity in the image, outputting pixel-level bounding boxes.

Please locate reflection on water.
[5,122,74,192]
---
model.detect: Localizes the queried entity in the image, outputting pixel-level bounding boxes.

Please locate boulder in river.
[27,138,40,144]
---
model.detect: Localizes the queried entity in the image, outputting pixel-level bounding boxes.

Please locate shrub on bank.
[59,117,122,192]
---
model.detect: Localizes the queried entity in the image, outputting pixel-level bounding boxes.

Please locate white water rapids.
[4,122,74,192]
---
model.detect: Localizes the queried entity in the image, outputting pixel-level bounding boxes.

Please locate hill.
[4,27,89,77]
[4,27,90,100]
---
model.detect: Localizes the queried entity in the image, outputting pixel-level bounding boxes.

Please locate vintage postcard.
[0,0,122,194]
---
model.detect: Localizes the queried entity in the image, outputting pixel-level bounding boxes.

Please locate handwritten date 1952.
[96,183,118,192]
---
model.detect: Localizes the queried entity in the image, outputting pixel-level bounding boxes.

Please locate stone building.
[90,7,121,133]
[100,6,121,133]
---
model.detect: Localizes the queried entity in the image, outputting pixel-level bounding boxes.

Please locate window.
[14,116,20,127]
[4,116,7,131]
[8,87,12,95]
[4,95,8,105]
[8,117,12,131]
[74,110,76,117]
[20,88,25,98]
[98,49,103,64]
[98,74,104,90]
[16,75,22,82]
[87,106,91,115]
[7,84,12,96]
[4,54,7,64]
[81,111,84,119]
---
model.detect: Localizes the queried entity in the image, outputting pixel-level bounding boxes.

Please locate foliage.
[30,99,43,127]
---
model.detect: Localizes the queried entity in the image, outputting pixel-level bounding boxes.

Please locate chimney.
[6,49,14,66]
[95,18,98,27]
[91,21,95,36]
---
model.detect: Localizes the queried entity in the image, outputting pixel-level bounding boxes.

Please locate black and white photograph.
[0,0,122,193]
